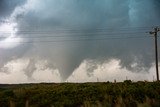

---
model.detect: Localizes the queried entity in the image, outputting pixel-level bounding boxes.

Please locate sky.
[0,0,160,83]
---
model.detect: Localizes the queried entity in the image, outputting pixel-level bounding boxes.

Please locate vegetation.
[0,81,160,107]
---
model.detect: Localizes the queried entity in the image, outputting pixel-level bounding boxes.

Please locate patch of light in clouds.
[0,22,22,49]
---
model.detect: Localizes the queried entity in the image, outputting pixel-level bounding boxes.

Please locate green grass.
[0,81,160,107]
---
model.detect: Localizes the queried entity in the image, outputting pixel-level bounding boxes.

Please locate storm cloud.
[0,0,26,19]
[0,0,160,82]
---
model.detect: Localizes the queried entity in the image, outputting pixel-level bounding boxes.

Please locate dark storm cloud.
[16,0,131,79]
[0,0,26,19]
[1,0,160,80]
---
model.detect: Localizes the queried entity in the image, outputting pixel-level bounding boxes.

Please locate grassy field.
[0,81,160,107]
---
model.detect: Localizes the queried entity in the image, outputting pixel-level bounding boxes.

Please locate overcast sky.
[0,0,160,83]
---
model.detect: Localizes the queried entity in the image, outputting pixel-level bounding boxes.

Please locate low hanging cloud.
[0,58,62,84]
[67,59,156,82]
[0,57,157,83]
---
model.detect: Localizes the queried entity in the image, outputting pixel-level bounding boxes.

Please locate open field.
[0,81,160,107]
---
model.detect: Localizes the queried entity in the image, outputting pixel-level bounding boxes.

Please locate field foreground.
[0,81,160,107]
